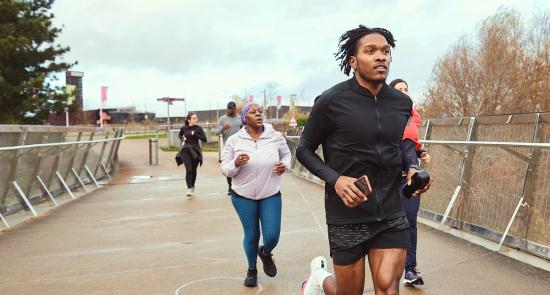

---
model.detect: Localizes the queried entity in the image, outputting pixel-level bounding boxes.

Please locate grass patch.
[125,133,167,139]
[202,142,219,152]
[160,145,180,152]
[160,143,219,153]
[201,145,219,152]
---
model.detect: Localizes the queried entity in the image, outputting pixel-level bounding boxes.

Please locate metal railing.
[284,112,550,260]
[0,125,124,229]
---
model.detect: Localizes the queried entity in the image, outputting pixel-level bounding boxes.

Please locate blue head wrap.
[240,102,256,126]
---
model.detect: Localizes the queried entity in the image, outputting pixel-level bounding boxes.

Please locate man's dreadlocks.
[335,25,396,76]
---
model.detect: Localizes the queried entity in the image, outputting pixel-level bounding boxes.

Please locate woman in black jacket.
[178,112,207,198]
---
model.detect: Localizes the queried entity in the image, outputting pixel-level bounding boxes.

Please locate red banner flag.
[101,86,108,105]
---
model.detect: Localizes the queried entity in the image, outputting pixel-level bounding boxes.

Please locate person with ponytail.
[178,112,207,198]
[389,78,431,286]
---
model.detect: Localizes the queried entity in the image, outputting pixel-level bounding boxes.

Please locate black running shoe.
[403,269,424,285]
[244,267,257,287]
[258,246,277,277]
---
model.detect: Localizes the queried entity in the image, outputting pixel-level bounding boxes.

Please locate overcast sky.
[52,0,547,118]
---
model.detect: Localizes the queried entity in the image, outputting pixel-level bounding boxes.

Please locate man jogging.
[218,101,242,195]
[298,25,420,295]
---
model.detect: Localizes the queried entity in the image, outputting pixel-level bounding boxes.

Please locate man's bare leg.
[321,256,366,295]
[367,248,406,295]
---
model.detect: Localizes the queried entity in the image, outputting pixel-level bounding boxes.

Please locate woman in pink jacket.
[221,102,291,288]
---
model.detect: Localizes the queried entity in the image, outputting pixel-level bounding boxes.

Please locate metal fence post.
[419,120,431,170]
[516,113,543,245]
[498,198,528,250]
[84,165,101,188]
[100,163,112,181]
[46,132,67,189]
[423,120,432,142]
[454,117,480,228]
[93,132,111,178]
[36,175,58,206]
[104,130,118,172]
[63,132,82,182]
[112,130,123,171]
[71,168,89,193]
[77,132,95,176]
[56,171,75,199]
[439,117,476,229]
[12,181,37,216]
[0,212,9,229]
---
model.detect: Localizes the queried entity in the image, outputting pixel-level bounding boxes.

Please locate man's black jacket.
[296,77,414,224]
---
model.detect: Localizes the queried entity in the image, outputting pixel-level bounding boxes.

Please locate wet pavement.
[0,138,548,294]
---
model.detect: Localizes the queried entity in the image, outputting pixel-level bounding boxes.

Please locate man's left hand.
[406,167,432,197]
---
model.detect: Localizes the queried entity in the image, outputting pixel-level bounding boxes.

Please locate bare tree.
[420,8,549,118]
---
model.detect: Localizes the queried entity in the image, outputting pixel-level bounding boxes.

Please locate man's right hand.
[223,123,230,130]
[335,176,367,208]
[234,153,250,167]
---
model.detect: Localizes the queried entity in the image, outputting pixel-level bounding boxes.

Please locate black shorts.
[327,216,411,266]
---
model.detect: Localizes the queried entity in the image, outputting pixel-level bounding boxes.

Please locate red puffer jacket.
[402,107,422,151]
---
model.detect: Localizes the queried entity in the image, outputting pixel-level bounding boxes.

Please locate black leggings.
[185,160,200,188]
[401,178,421,271]
[181,148,200,189]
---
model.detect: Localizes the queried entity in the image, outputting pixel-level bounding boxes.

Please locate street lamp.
[156,97,185,126]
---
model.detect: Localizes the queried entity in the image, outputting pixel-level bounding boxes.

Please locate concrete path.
[0,138,548,295]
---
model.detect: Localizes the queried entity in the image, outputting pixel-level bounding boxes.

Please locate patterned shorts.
[327,216,411,265]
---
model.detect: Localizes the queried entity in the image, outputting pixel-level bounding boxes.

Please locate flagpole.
[99,104,103,128]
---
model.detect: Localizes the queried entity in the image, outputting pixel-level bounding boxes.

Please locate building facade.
[66,71,84,110]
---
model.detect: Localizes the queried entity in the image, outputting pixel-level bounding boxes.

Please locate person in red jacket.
[389,78,431,286]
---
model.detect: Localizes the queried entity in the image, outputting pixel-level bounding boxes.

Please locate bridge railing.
[285,112,550,260]
[0,126,124,229]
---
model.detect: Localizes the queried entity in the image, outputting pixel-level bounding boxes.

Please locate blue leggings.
[231,192,282,268]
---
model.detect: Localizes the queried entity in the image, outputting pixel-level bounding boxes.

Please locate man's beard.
[357,70,386,85]
[355,64,387,85]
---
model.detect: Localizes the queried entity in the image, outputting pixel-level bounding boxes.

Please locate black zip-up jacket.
[178,125,207,146]
[178,125,207,167]
[296,78,414,224]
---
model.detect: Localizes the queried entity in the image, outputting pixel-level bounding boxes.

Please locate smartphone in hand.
[354,175,373,197]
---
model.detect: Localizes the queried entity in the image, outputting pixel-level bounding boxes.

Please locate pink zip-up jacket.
[221,124,291,200]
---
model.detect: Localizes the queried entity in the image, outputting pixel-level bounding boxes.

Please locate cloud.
[51,0,548,117]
